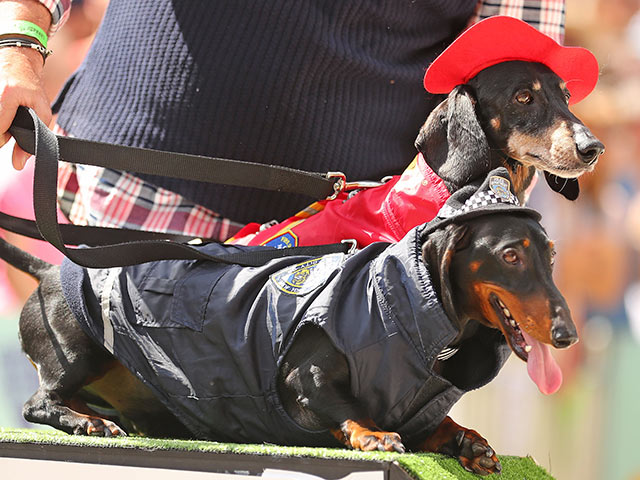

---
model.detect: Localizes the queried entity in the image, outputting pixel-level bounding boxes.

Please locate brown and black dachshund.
[5,193,575,475]
[417,60,604,201]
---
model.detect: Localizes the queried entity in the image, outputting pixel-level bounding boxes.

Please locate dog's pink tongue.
[521,330,563,395]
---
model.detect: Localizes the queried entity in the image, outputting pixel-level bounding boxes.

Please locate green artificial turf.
[0,428,554,479]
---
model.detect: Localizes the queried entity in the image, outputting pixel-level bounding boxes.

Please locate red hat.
[423,16,599,105]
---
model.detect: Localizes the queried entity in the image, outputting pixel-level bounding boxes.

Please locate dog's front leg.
[412,416,501,475]
[278,325,404,453]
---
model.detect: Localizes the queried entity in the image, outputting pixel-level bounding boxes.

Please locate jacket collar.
[372,227,458,367]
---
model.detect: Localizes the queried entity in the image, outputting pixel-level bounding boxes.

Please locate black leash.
[9,108,341,200]
[3,107,351,268]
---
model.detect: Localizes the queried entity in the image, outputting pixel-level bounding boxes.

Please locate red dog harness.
[228,153,451,248]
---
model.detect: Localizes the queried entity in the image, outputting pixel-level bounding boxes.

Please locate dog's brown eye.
[515,91,532,105]
[503,249,520,265]
[564,92,571,104]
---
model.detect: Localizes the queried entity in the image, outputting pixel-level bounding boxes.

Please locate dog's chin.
[540,163,596,178]
[517,152,597,178]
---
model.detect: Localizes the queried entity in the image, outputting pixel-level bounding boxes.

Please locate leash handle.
[4,107,351,268]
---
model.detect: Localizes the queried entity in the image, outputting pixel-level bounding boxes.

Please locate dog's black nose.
[551,325,578,348]
[575,128,604,165]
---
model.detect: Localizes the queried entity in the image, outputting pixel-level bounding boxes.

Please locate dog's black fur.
[5,208,576,476]
[416,60,604,202]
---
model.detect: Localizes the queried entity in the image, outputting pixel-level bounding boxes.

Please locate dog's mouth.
[489,293,563,395]
[506,123,602,178]
[490,294,529,361]
[521,152,594,178]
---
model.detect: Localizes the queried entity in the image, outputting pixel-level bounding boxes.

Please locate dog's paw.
[78,417,127,437]
[352,430,405,453]
[334,420,406,453]
[455,429,501,475]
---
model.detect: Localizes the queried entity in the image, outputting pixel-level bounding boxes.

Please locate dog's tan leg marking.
[331,419,405,453]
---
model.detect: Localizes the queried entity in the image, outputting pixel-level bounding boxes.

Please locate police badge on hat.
[437,173,520,219]
[489,175,511,201]
[419,167,541,238]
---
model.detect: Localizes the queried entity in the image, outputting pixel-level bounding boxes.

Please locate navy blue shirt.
[55,1,476,224]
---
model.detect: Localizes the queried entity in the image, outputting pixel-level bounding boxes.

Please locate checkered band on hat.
[438,188,520,219]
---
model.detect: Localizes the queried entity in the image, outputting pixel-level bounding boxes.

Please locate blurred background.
[0,0,639,479]
[452,1,640,479]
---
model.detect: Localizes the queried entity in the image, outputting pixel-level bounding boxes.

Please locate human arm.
[0,0,70,169]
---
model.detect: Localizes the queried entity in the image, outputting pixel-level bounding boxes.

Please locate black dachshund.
[9,169,576,475]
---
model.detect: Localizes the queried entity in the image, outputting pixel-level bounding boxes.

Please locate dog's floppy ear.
[415,85,491,191]
[422,223,470,322]
[544,172,580,201]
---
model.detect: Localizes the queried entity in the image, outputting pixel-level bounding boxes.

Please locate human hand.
[0,46,51,170]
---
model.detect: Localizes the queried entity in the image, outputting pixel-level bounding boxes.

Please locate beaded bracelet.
[0,20,48,48]
[0,37,53,64]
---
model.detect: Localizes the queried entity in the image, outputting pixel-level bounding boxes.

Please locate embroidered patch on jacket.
[263,231,298,249]
[271,254,343,295]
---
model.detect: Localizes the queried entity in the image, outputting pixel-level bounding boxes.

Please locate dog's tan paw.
[354,430,405,453]
[333,419,405,453]
[83,417,127,437]
[456,430,501,475]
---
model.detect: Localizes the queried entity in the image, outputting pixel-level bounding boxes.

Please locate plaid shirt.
[38,0,71,34]
[46,0,565,240]
[470,0,565,43]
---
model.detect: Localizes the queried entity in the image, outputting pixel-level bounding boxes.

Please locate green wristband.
[0,20,48,48]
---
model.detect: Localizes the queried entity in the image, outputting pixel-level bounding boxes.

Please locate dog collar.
[437,346,459,361]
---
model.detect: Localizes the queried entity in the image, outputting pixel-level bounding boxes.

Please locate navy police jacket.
[61,226,510,447]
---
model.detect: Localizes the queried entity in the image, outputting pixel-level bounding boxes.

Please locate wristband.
[0,37,53,64]
[0,20,48,48]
